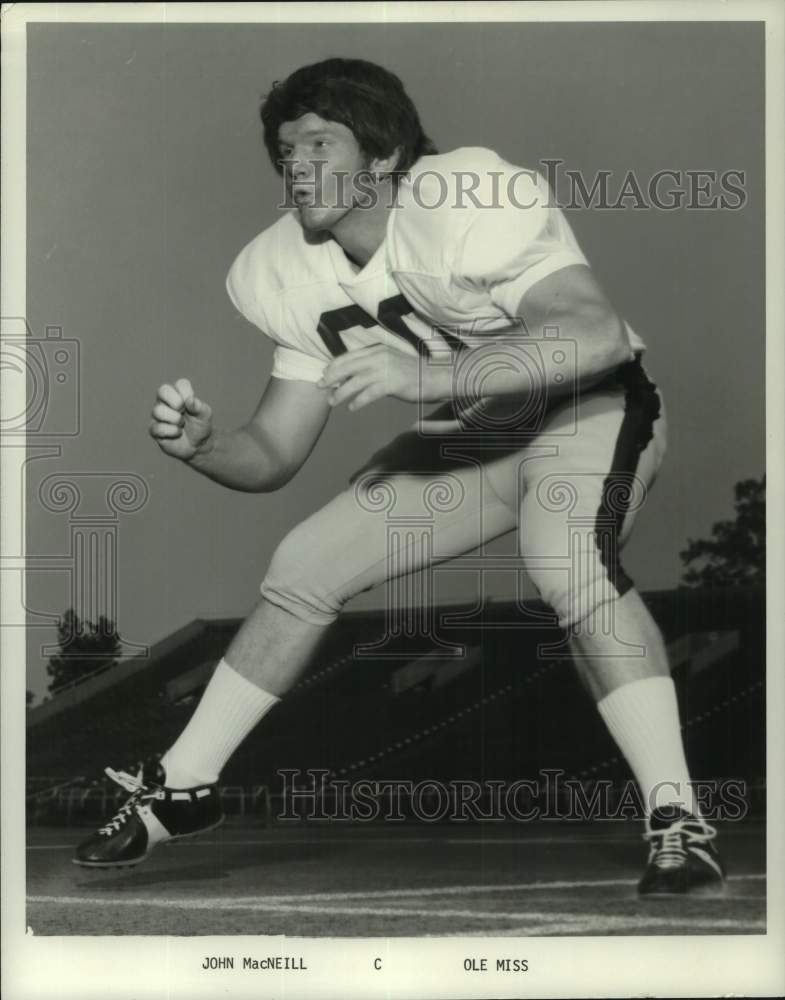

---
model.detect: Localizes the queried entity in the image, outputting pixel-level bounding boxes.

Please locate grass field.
[26,818,765,937]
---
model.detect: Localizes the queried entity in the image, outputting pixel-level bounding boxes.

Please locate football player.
[74,58,724,896]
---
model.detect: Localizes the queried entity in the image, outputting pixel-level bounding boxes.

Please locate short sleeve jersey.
[226,147,646,382]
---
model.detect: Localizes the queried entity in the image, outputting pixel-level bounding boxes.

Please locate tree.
[46,609,121,694]
[26,689,35,708]
[680,477,765,588]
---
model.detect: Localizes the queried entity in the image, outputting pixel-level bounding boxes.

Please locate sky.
[21,20,764,702]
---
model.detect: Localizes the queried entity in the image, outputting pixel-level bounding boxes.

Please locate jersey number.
[316,294,463,358]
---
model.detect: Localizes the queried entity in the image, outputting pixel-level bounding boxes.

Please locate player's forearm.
[184,425,291,493]
[429,312,632,402]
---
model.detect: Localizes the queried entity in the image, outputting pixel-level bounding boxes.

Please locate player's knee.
[525,546,634,631]
[260,526,344,626]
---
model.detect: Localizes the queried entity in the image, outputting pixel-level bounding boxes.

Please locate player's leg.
[514,359,724,895]
[156,600,325,793]
[74,439,517,867]
[567,587,694,815]
[159,457,518,790]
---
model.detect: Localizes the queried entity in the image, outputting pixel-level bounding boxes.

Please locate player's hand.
[318,345,452,411]
[149,378,214,461]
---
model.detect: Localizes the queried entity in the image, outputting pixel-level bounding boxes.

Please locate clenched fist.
[149,378,213,461]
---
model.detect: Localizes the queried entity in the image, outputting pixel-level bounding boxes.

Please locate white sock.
[161,658,280,788]
[597,675,697,816]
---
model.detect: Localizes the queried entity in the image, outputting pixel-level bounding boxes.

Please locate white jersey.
[226,147,646,383]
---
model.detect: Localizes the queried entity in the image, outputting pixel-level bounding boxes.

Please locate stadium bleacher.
[26,587,764,822]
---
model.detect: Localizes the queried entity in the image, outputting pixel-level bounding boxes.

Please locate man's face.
[278,113,371,232]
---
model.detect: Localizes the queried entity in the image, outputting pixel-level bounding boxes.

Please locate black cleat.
[73,759,224,869]
[638,805,726,897]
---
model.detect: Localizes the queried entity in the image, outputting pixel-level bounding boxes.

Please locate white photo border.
[2,2,783,998]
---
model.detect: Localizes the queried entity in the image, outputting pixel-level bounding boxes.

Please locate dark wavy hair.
[260,58,437,184]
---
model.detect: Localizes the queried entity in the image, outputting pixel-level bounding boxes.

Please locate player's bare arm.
[150,375,330,492]
[476,263,632,396]
[320,264,631,412]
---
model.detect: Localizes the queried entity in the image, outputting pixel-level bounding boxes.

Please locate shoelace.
[98,766,158,835]
[644,816,718,870]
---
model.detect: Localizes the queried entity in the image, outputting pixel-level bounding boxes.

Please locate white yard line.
[28,872,765,910]
[27,836,638,849]
[25,894,765,933]
[26,873,766,903]
[161,873,766,903]
[435,915,767,936]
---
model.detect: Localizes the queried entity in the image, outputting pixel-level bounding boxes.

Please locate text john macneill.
[202,956,307,970]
